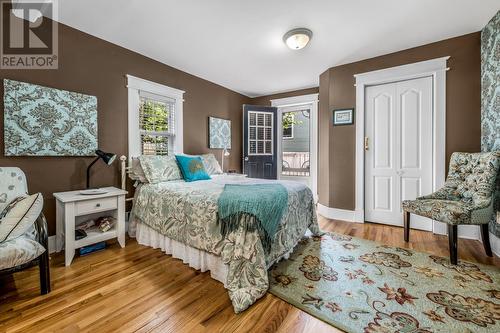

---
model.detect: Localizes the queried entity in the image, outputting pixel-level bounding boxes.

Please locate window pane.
[265,141,272,154]
[257,141,264,154]
[265,113,272,127]
[139,96,175,156]
[281,109,310,176]
[265,127,272,140]
[141,134,169,155]
[140,99,171,132]
[257,127,264,140]
[249,126,256,140]
[249,112,256,126]
[257,113,264,126]
[249,140,256,154]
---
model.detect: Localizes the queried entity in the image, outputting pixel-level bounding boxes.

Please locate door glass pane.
[281,109,310,176]
[249,127,256,140]
[265,113,272,127]
[257,127,264,140]
[248,111,273,156]
[249,113,256,126]
[257,113,265,126]
[257,141,264,154]
[250,140,256,154]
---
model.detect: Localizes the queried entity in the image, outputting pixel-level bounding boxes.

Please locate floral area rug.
[268,232,500,333]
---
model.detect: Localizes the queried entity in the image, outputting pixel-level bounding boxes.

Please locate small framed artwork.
[208,116,232,149]
[333,108,354,126]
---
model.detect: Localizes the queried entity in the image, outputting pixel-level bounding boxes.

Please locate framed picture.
[333,108,354,126]
[3,79,98,156]
[208,116,231,149]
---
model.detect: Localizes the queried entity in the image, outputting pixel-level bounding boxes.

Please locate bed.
[121,156,320,313]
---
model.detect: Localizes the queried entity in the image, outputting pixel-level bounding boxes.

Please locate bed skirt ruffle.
[135,222,228,286]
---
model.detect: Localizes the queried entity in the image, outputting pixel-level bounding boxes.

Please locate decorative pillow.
[129,158,149,183]
[201,154,223,175]
[138,155,182,183]
[0,193,43,243]
[175,155,211,182]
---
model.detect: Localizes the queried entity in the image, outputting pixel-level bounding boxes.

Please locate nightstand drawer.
[75,197,117,216]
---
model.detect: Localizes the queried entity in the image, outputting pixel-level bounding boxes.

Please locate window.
[139,93,174,155]
[127,75,184,157]
[282,112,294,139]
[248,111,273,155]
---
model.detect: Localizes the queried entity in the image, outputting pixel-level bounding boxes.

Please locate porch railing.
[282,152,310,176]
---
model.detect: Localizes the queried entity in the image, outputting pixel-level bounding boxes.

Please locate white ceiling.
[56,0,499,97]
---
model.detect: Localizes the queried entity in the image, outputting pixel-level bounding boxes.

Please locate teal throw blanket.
[218,184,288,252]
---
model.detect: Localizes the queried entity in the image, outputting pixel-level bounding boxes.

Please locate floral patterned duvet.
[131,176,320,313]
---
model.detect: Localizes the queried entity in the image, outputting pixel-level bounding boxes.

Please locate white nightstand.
[53,187,127,266]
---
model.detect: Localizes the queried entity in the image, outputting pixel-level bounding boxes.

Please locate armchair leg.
[403,211,410,242]
[448,224,458,265]
[480,223,493,257]
[39,250,51,295]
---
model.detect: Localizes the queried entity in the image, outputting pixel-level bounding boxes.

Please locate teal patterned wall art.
[209,116,231,149]
[3,79,98,156]
[481,10,499,153]
[481,11,500,237]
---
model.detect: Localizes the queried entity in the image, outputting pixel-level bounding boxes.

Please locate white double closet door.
[365,76,433,231]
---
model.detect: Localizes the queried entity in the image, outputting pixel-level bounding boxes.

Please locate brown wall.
[320,32,481,209]
[0,20,250,235]
[250,87,319,106]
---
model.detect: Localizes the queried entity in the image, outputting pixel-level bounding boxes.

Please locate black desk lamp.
[86,149,116,189]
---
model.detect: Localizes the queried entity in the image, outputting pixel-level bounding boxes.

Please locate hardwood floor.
[1,217,498,333]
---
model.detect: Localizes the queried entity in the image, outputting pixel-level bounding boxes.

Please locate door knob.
[244,157,249,161]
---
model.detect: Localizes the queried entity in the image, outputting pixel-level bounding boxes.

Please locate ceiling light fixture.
[283,28,313,50]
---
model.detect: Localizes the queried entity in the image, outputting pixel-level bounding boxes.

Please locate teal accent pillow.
[175,155,211,182]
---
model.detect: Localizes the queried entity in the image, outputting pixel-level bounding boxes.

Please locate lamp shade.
[95,149,116,165]
[283,28,313,50]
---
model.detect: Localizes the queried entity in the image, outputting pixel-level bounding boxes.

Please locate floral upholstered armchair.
[402,152,500,265]
[0,167,50,294]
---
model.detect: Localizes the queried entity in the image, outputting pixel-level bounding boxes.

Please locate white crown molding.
[271,93,318,107]
[126,74,185,100]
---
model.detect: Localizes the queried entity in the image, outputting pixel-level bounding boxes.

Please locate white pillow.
[178,153,223,175]
[129,157,149,183]
[0,193,43,242]
[201,154,223,175]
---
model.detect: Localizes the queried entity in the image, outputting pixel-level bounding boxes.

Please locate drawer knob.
[96,203,101,207]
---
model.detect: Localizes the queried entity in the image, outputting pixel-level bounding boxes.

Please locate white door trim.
[271,93,319,200]
[354,57,448,235]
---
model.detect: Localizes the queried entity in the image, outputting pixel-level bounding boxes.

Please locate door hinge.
[364,137,369,151]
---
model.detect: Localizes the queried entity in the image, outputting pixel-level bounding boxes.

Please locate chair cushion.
[0,193,43,242]
[402,199,473,225]
[0,167,28,212]
[0,236,45,270]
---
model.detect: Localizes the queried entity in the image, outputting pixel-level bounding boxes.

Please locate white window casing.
[127,75,184,158]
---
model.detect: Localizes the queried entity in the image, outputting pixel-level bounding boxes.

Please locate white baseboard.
[489,232,500,257]
[48,235,56,254]
[433,222,480,240]
[317,204,361,223]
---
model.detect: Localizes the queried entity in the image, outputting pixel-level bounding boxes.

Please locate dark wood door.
[243,105,277,179]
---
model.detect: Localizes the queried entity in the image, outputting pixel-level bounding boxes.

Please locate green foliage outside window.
[282,112,302,129]
[140,100,170,132]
